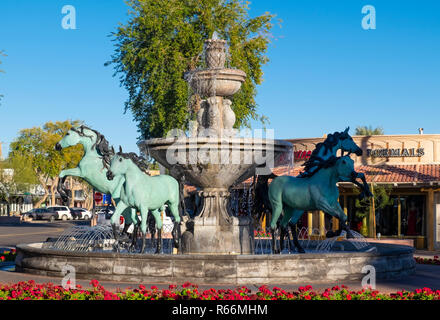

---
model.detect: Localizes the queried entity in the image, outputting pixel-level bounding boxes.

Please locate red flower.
[304,295,311,300]
[90,279,100,288]
[346,294,352,300]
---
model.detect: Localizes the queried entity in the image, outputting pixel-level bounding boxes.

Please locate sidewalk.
[414,250,440,259]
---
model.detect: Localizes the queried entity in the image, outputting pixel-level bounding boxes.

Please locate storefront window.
[401,196,425,236]
[376,195,425,237]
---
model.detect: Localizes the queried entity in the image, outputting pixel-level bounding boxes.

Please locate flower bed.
[0,248,16,263]
[254,230,272,239]
[414,256,440,265]
[0,281,439,300]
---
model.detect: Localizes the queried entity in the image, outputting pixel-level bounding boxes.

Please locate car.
[38,206,73,221]
[96,207,115,220]
[70,207,92,220]
[36,207,58,222]
[22,208,46,221]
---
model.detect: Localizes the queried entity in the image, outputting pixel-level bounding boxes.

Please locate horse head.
[335,156,355,181]
[55,125,98,151]
[107,150,125,181]
[338,127,362,156]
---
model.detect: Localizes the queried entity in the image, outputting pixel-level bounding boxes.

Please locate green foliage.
[355,184,393,219]
[7,121,84,206]
[0,156,37,202]
[355,125,384,136]
[108,0,276,139]
[9,121,83,179]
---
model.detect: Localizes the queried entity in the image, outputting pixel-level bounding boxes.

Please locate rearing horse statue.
[55,125,139,246]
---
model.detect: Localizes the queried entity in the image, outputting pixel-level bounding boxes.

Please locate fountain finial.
[211,31,220,40]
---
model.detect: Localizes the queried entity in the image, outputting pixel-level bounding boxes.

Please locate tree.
[0,155,37,215]
[355,126,384,136]
[8,120,84,207]
[107,0,276,139]
[355,184,393,219]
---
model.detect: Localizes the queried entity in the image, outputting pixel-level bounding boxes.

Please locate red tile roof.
[238,164,440,187]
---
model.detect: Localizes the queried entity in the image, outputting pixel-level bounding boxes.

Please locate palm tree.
[355,126,384,136]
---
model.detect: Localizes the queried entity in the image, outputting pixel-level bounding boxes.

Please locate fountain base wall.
[16,242,415,285]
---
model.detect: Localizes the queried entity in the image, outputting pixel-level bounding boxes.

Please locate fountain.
[141,35,292,254]
[14,35,416,285]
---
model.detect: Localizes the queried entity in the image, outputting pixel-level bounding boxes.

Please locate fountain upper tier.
[185,68,246,98]
[184,37,246,99]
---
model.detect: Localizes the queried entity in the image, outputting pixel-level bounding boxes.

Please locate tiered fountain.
[140,35,292,254]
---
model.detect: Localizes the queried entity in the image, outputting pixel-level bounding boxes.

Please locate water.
[253,226,374,254]
[42,224,175,254]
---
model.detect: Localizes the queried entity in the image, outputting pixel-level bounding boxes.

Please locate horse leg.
[156,228,162,254]
[316,197,353,239]
[168,202,181,249]
[57,176,69,205]
[150,209,163,254]
[357,172,373,198]
[289,222,305,253]
[129,224,139,253]
[139,208,149,254]
[279,226,287,252]
[282,207,305,254]
[269,201,283,254]
[110,201,128,252]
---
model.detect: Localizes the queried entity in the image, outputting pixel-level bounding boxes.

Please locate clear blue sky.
[0,0,439,156]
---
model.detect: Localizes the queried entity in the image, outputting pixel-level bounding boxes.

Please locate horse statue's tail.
[178,179,186,218]
[267,176,288,230]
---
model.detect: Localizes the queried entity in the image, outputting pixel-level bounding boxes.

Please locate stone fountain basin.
[185,68,246,97]
[140,137,292,188]
[15,242,415,285]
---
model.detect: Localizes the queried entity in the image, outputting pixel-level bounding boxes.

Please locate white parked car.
[70,207,92,220]
[45,206,73,221]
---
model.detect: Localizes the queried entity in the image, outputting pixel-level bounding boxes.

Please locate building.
[285,132,440,250]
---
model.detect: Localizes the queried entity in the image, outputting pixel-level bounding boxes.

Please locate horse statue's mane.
[116,151,151,175]
[71,125,114,170]
[300,129,351,178]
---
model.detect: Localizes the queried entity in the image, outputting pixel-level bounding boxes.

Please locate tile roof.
[237,164,440,187]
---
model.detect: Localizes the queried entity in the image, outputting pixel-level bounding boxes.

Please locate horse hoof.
[298,248,305,254]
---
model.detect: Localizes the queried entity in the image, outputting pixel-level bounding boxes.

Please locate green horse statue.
[269,156,356,254]
[106,151,182,254]
[55,126,138,246]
